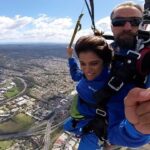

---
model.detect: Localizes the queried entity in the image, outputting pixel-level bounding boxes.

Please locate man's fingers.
[138,113,150,124]
[124,88,150,125]
[125,106,138,124]
[125,101,150,124]
[136,101,150,116]
[124,88,150,107]
[135,123,150,134]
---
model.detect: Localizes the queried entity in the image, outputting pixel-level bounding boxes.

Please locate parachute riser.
[136,0,150,50]
[68,13,84,48]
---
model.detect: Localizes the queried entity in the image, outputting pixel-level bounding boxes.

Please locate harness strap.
[84,0,97,33]
[82,115,107,141]
[84,0,92,20]
[89,0,96,31]
[71,119,80,128]
[68,13,84,48]
[95,50,144,103]
[145,0,150,9]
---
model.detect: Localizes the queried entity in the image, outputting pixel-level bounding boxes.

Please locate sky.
[0,0,144,43]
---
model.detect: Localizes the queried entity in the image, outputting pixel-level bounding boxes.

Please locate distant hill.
[0,43,68,59]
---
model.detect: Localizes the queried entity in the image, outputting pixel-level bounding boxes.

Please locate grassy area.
[3,86,20,98]
[0,80,11,88]
[0,141,14,150]
[0,113,34,133]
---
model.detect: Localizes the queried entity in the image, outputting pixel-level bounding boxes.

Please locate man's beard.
[115,32,137,50]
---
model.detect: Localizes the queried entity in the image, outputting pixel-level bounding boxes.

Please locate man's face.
[111,6,142,49]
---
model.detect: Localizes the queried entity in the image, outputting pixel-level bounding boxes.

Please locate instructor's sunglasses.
[111,17,142,27]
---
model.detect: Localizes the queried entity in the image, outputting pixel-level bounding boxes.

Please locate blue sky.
[0,0,144,43]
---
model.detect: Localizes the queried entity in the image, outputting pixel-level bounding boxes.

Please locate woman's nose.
[84,65,91,72]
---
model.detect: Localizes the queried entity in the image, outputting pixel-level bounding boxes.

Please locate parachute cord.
[84,0,97,34]
[89,0,96,32]
[68,7,84,48]
[84,0,92,19]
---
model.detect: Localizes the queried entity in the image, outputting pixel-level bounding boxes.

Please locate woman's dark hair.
[75,32,113,66]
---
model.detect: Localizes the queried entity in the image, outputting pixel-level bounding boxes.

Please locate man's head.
[111,1,143,50]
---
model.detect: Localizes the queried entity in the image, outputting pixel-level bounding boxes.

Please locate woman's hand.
[67,47,74,58]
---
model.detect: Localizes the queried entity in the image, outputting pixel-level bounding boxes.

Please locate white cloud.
[96,16,112,35]
[136,0,144,2]
[0,16,15,29]
[0,14,112,43]
[0,14,74,43]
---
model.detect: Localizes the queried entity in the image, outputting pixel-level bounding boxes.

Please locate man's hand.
[124,87,150,134]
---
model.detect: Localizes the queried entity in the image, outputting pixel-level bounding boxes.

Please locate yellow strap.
[68,13,84,48]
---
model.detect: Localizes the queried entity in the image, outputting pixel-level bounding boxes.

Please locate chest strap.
[94,50,145,105]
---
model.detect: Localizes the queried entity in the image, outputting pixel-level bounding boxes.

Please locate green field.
[3,87,20,98]
[0,80,11,88]
[0,141,14,150]
[0,113,34,133]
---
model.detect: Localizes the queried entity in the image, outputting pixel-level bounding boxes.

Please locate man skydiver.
[110,1,150,135]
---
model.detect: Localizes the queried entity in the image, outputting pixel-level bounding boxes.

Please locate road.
[0,111,64,141]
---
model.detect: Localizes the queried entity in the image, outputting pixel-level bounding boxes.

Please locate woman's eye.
[80,63,86,66]
[91,62,99,66]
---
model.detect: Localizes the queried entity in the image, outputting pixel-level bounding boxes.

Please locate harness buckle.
[127,50,141,60]
[108,76,124,91]
[96,108,106,117]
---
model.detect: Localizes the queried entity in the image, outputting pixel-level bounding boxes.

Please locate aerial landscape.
[0,43,149,150]
[0,43,77,149]
[0,0,150,150]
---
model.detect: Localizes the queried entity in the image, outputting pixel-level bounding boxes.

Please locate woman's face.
[79,51,103,81]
